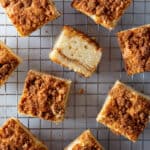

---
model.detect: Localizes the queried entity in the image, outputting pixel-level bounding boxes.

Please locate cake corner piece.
[117,24,150,75]
[18,70,71,123]
[71,0,132,29]
[0,41,21,86]
[96,80,150,142]
[49,25,102,78]
[0,117,48,150]
[0,0,61,36]
[65,129,104,150]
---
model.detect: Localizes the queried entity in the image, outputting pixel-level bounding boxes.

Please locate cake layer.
[50,26,102,77]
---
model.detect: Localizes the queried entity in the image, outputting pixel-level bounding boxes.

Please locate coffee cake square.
[0,117,48,150]
[18,70,72,122]
[0,41,21,86]
[0,0,60,36]
[96,80,150,142]
[50,26,102,78]
[117,24,150,75]
[65,130,104,150]
[72,0,132,29]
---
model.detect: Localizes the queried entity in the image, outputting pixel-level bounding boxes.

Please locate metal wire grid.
[0,0,150,149]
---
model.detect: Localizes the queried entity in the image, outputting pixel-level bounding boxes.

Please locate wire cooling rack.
[0,0,150,149]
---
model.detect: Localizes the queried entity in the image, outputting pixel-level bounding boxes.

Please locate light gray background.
[0,0,150,149]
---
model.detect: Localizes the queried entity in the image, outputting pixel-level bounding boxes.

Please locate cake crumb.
[45,30,49,34]
[78,88,85,94]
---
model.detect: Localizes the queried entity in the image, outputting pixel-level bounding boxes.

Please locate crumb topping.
[0,119,47,150]
[72,0,131,25]
[102,82,150,141]
[0,44,20,83]
[72,131,103,150]
[0,0,60,36]
[118,25,150,75]
[19,70,69,121]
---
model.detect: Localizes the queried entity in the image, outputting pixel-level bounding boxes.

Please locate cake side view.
[72,0,132,29]
[0,41,21,86]
[50,25,102,78]
[18,70,72,123]
[0,117,48,150]
[97,80,150,142]
[0,0,60,36]
[117,24,150,75]
[65,129,104,150]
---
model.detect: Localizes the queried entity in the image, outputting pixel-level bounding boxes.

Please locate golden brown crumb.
[0,41,21,86]
[72,0,132,29]
[18,70,71,122]
[118,25,150,75]
[97,81,150,142]
[0,0,60,36]
[0,118,48,150]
